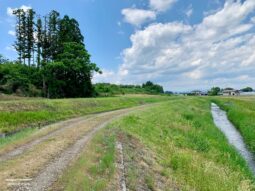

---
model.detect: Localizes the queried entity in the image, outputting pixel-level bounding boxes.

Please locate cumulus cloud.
[149,0,177,12]
[93,69,119,84]
[121,8,156,27]
[103,0,255,90]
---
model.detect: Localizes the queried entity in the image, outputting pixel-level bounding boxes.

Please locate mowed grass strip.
[0,95,170,134]
[212,97,255,155]
[54,98,255,190]
[50,128,117,191]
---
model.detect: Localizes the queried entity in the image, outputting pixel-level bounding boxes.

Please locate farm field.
[1,95,255,191]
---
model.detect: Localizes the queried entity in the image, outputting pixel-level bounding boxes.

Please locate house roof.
[222,89,240,93]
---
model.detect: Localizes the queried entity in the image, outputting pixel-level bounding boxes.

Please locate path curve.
[1,103,156,191]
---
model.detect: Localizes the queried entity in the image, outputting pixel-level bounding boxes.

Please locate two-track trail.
[0,104,155,191]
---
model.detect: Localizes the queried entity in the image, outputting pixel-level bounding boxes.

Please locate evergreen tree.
[48,10,60,60]
[11,9,101,98]
[13,9,25,64]
[36,17,43,68]
[41,15,50,63]
[26,9,35,66]
[59,16,84,45]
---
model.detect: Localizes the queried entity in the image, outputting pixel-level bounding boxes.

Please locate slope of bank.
[54,98,255,190]
[0,94,171,134]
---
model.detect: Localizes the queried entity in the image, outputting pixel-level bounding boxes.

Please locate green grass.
[111,98,254,190]
[57,97,255,190]
[212,96,255,155]
[0,95,170,134]
[50,128,116,191]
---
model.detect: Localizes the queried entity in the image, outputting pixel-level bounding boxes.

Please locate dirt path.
[0,116,92,162]
[0,104,155,191]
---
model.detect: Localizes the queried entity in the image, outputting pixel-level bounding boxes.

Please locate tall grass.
[212,97,255,154]
[57,97,255,190]
[111,98,254,190]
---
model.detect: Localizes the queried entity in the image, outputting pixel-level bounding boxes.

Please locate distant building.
[222,89,240,96]
[191,90,208,96]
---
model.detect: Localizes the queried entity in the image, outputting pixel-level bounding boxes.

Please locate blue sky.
[1,0,255,91]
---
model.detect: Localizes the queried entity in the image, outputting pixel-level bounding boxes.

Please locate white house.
[222,89,240,96]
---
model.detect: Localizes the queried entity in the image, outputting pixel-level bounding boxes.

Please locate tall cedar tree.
[48,11,60,60]
[11,9,101,98]
[13,9,25,64]
[36,17,42,68]
[26,9,35,66]
[59,16,84,45]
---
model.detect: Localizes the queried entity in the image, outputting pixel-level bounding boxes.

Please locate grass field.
[0,94,170,134]
[54,97,255,190]
[212,96,255,155]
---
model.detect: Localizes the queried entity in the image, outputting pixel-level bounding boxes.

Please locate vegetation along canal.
[211,103,255,175]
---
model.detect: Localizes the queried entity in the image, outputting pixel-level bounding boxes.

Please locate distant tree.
[9,9,101,98]
[241,87,253,92]
[36,17,43,67]
[208,87,221,96]
[26,9,35,66]
[0,54,8,64]
[59,16,84,45]
[42,61,66,98]
[142,81,164,94]
[41,15,51,63]
[44,42,100,98]
[13,9,26,64]
[48,10,60,60]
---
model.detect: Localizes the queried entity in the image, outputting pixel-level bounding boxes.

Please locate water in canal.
[211,103,255,175]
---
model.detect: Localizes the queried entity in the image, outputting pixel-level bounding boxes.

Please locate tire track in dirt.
[0,106,149,162]
[116,141,127,191]
[2,104,156,191]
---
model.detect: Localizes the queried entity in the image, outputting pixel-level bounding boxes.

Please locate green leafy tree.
[0,54,8,64]
[54,42,99,97]
[208,87,221,96]
[59,16,84,45]
[241,87,253,92]
[142,81,164,94]
[9,9,101,98]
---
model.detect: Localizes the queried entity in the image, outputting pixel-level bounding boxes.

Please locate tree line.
[95,81,164,96]
[0,9,100,98]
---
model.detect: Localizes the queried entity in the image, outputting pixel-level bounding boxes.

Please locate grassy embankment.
[0,95,170,135]
[54,97,255,191]
[212,96,255,155]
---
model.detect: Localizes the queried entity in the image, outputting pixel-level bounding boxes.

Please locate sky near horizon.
[1,0,255,91]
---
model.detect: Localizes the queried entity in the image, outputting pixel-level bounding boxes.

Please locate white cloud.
[8,30,15,36]
[7,7,15,17]
[98,0,255,91]
[185,5,193,18]
[93,69,119,84]
[149,0,177,12]
[121,8,156,27]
